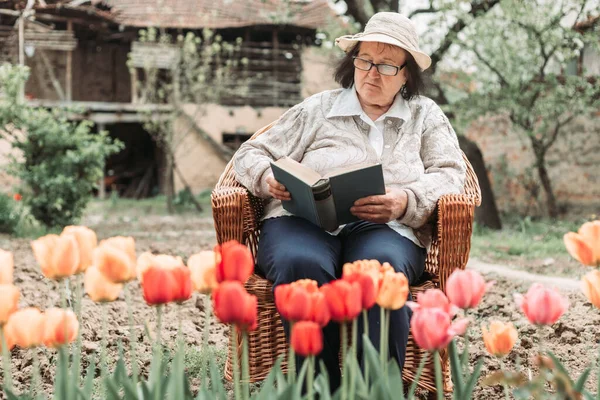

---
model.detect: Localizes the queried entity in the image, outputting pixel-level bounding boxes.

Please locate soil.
[1,213,598,399]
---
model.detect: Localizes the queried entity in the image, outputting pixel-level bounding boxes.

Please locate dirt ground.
[1,211,598,399]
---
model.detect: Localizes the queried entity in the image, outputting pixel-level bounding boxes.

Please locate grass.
[470,214,594,276]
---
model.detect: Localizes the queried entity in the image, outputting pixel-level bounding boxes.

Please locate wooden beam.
[65,20,73,102]
[39,49,65,101]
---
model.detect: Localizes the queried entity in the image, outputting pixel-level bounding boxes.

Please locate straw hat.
[335,12,431,71]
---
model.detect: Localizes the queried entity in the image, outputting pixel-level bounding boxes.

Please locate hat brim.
[336,33,431,71]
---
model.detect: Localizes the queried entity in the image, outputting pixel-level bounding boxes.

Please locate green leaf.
[81,357,96,399]
[361,334,384,381]
[256,358,283,400]
[208,354,227,399]
[463,358,484,399]
[574,367,591,393]
[293,357,310,399]
[448,340,463,397]
[314,361,332,400]
[387,360,405,400]
[408,352,429,400]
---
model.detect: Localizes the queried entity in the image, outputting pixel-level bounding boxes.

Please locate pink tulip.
[406,288,459,317]
[411,307,469,351]
[514,283,569,326]
[445,270,494,309]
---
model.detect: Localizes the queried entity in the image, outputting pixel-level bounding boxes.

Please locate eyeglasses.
[353,57,406,76]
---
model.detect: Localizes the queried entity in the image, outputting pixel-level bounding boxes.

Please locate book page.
[324,162,379,178]
[272,157,323,186]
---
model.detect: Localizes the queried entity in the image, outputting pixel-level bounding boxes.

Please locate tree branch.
[408,2,436,18]
[428,0,501,75]
[343,0,371,28]
[470,46,510,87]
[542,114,576,152]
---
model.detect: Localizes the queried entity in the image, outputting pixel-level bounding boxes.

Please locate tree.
[131,28,247,213]
[453,0,600,217]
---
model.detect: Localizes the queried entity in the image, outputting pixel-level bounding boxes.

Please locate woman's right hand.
[265,174,291,201]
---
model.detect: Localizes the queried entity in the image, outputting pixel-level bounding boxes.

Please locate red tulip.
[214,241,254,283]
[291,321,323,357]
[343,272,377,310]
[213,281,257,331]
[406,288,458,317]
[13,193,21,201]
[411,307,469,351]
[514,283,569,326]
[142,264,192,305]
[275,284,312,322]
[308,291,331,327]
[445,270,494,309]
[320,280,362,322]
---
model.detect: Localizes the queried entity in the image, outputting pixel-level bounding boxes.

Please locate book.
[270,157,386,231]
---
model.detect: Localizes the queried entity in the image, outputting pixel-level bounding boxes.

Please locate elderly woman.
[232,12,465,388]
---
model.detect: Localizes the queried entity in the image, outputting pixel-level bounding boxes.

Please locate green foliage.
[0,192,22,234]
[0,64,123,229]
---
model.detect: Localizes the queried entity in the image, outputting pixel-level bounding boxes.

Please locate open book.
[270,157,385,231]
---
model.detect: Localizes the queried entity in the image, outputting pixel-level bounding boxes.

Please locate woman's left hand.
[350,188,408,223]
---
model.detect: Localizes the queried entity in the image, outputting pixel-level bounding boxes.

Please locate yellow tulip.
[0,249,13,284]
[94,237,137,284]
[376,271,409,310]
[31,234,80,280]
[0,284,20,325]
[482,320,518,357]
[62,226,98,274]
[84,266,123,302]
[187,251,218,294]
[564,220,600,266]
[4,308,45,348]
[342,259,383,290]
[582,269,600,309]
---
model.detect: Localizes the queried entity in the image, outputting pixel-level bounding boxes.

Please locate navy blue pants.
[256,216,426,390]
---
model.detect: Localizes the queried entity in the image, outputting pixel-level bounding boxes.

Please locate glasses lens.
[353,58,372,71]
[377,64,398,76]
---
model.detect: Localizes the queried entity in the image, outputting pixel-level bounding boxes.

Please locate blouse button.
[384,145,391,149]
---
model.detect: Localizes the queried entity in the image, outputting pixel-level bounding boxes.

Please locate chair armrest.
[435,193,477,291]
[211,185,263,247]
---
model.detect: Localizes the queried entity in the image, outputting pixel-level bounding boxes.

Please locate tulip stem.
[31,348,40,397]
[349,319,357,400]
[101,303,108,399]
[242,330,249,400]
[156,304,163,351]
[124,283,138,383]
[74,274,83,385]
[384,309,390,375]
[434,350,443,400]
[202,294,211,388]
[1,327,12,391]
[363,310,369,386]
[380,307,385,370]
[461,309,470,373]
[288,321,295,384]
[341,322,348,400]
[307,356,315,400]
[231,325,241,400]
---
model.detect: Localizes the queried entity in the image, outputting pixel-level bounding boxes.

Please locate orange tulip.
[320,280,362,322]
[411,307,468,351]
[582,270,600,309]
[482,321,518,357]
[94,237,137,283]
[564,220,600,266]
[514,283,569,326]
[376,271,409,310]
[343,259,384,289]
[406,289,459,316]
[213,281,257,331]
[187,251,218,294]
[62,226,97,274]
[292,279,319,293]
[0,284,20,325]
[291,321,323,357]
[445,270,494,309]
[0,249,13,284]
[42,308,79,348]
[31,234,80,280]
[4,308,45,348]
[214,241,254,283]
[275,283,312,322]
[84,266,123,303]
[142,263,192,305]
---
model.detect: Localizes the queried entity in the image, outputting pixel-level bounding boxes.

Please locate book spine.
[312,180,338,232]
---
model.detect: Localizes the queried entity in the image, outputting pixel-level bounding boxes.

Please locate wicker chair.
[211,120,482,394]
